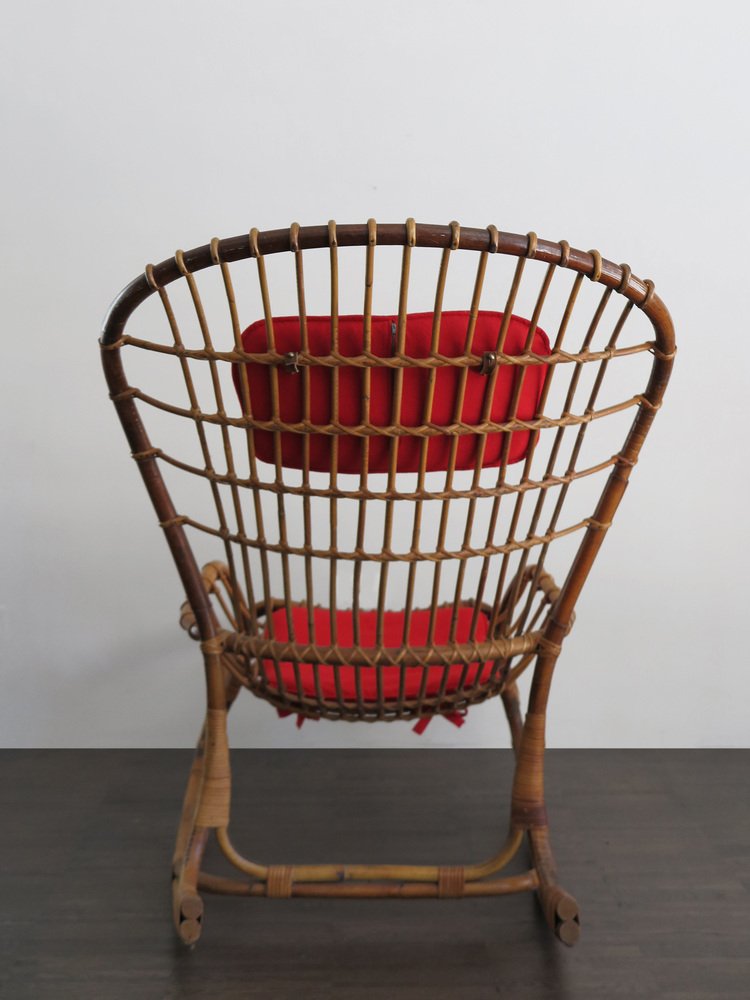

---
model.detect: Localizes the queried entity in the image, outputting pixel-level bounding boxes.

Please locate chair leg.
[172,824,209,946]
[529,826,580,945]
[172,655,578,945]
[172,660,236,947]
[171,727,209,945]
[510,707,581,946]
[501,681,524,752]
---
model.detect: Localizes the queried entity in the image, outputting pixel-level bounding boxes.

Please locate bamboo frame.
[100,220,675,948]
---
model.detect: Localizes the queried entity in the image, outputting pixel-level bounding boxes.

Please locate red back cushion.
[232,311,549,473]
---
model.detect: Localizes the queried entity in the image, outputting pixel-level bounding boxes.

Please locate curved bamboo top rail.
[100,222,675,363]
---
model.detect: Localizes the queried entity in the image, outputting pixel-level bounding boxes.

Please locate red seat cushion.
[262,604,494,703]
[232,311,549,473]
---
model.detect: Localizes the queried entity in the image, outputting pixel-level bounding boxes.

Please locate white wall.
[1,0,748,748]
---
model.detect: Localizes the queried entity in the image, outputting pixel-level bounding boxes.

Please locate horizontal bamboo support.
[216,826,524,885]
[198,870,539,899]
[143,447,620,504]
[118,334,655,368]
[225,629,540,670]
[179,516,591,563]
[120,383,645,435]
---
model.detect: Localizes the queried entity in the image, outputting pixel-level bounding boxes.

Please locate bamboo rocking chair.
[100,220,674,947]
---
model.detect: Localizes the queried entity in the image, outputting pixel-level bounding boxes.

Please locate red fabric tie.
[277,707,467,735]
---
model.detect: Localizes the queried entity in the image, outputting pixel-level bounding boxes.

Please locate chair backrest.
[100,220,675,722]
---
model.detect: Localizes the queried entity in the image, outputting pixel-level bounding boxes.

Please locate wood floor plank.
[1,750,748,999]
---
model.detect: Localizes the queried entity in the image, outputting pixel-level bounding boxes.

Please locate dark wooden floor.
[1,750,748,999]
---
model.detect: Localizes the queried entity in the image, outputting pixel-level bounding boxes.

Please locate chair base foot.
[172,873,204,946]
[526,825,581,945]
[169,695,581,947]
[172,823,210,946]
[537,882,580,945]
